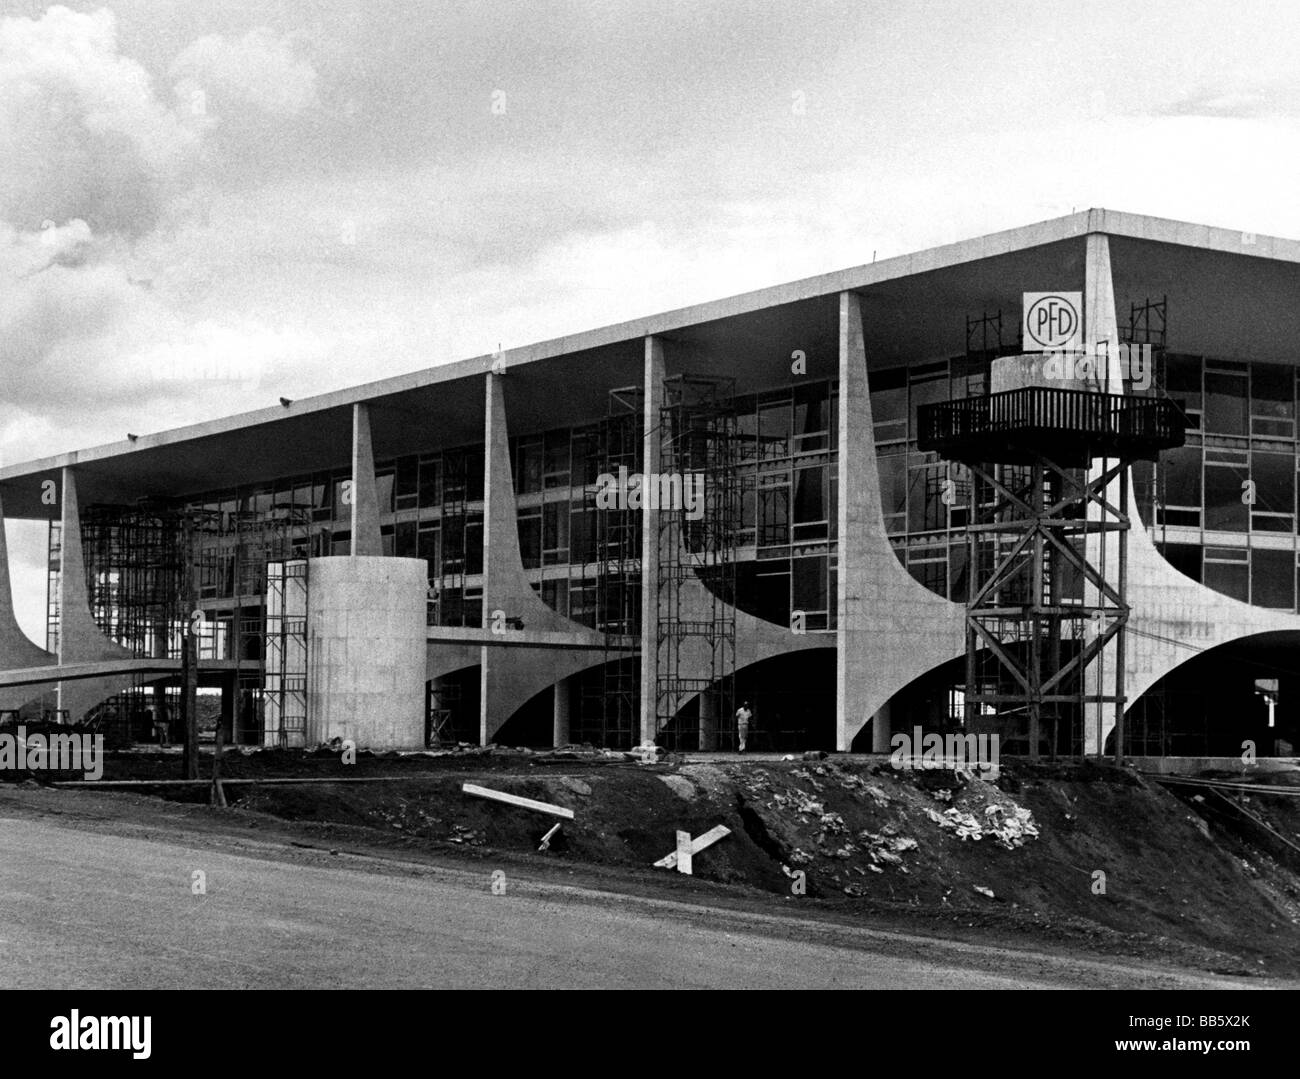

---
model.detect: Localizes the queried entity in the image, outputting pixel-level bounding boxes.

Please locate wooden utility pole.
[209,713,226,806]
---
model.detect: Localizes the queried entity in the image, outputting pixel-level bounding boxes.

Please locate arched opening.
[81,673,231,748]
[568,658,640,749]
[659,649,836,752]
[851,655,965,753]
[851,651,1058,757]
[1121,631,1300,757]
[491,682,556,748]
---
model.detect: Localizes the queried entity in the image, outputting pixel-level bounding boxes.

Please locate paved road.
[0,815,1263,989]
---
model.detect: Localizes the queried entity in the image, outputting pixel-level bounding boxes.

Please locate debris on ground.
[925,800,1040,849]
[462,782,574,819]
[654,824,731,874]
[50,745,1300,977]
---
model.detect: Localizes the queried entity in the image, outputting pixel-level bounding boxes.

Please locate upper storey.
[4,208,1300,519]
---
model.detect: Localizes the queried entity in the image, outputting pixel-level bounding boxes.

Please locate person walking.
[153,702,170,747]
[735,700,753,754]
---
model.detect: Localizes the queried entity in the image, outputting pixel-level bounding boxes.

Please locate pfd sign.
[1023,292,1082,352]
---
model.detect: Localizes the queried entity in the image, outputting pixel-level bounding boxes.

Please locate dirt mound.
[70,749,1300,974]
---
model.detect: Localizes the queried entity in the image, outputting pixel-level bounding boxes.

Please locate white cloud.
[0,6,197,236]
[0,10,330,457]
[170,27,319,120]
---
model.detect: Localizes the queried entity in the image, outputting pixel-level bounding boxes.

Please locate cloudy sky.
[3,0,1300,636]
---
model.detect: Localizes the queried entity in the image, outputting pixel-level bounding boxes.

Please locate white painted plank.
[653,824,731,869]
[461,783,575,819]
[676,830,693,875]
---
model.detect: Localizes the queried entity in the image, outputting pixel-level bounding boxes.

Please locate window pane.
[909,369,948,443]
[418,458,441,507]
[1165,354,1202,412]
[517,440,543,494]
[795,383,828,433]
[1204,373,1247,434]
[1252,364,1294,418]
[518,514,540,569]
[395,520,417,558]
[1204,464,1248,531]
[418,526,439,570]
[1204,560,1248,602]
[465,517,484,575]
[758,473,789,546]
[543,501,569,561]
[755,570,790,623]
[544,430,570,488]
[877,452,907,524]
[907,460,944,532]
[759,399,792,459]
[1250,451,1293,516]
[948,542,969,602]
[1252,548,1294,609]
[395,456,418,500]
[735,402,758,462]
[793,465,827,524]
[871,367,907,440]
[792,556,828,614]
[464,449,484,501]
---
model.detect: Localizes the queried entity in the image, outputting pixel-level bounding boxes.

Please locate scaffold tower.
[655,374,740,751]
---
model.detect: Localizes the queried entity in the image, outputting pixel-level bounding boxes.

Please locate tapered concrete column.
[837,292,880,750]
[480,369,513,746]
[1084,233,1125,755]
[55,469,135,721]
[0,492,52,669]
[350,403,383,557]
[834,291,966,751]
[553,675,570,747]
[478,371,605,745]
[0,491,58,713]
[639,336,665,745]
[58,470,131,664]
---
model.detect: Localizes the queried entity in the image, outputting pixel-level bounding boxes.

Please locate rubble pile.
[729,756,1044,899]
[924,795,1040,850]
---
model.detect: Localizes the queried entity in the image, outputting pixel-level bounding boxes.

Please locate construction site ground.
[8,745,1300,981]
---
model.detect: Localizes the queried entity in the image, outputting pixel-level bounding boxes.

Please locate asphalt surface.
[0,812,1272,989]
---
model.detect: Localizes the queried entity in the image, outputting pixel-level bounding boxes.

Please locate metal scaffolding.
[72,501,314,745]
[654,374,740,751]
[79,502,192,741]
[204,506,315,746]
[919,387,1188,760]
[426,677,463,746]
[45,521,62,655]
[1125,295,1170,755]
[263,558,309,747]
[965,308,1021,360]
[961,459,1131,757]
[576,392,641,749]
[433,449,469,627]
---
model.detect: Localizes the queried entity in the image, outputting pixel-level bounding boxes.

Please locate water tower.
[918,351,1187,760]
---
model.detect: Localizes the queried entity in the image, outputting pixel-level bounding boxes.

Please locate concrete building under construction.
[2,208,1299,760]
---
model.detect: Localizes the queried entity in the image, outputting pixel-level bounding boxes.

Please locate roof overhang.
[4,208,1299,519]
